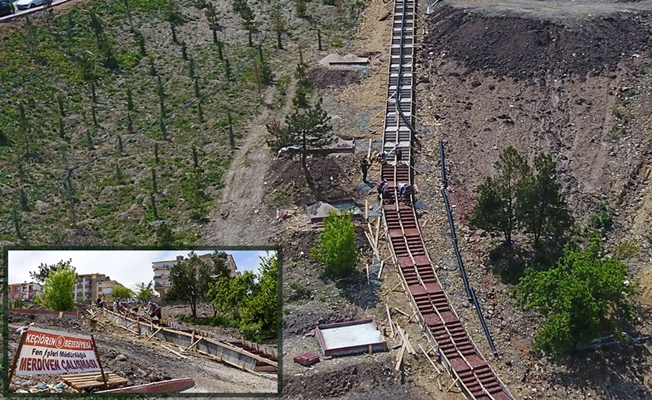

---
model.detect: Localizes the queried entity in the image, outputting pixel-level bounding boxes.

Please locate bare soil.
[7,310,276,394]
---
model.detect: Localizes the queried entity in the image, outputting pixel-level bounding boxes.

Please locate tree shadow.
[489,239,568,284]
[488,243,528,285]
[551,343,652,399]
[326,270,380,310]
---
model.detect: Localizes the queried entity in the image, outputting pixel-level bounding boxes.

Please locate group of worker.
[375,179,414,205]
[359,144,415,206]
[102,297,162,324]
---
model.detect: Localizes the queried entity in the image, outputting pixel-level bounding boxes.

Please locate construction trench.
[378,0,515,399]
[99,308,278,377]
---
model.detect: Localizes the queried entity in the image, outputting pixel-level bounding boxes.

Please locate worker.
[399,182,414,205]
[381,182,392,204]
[361,158,370,183]
[395,147,403,163]
[376,179,387,197]
[112,298,118,312]
[148,302,162,323]
[375,151,388,165]
[96,297,104,309]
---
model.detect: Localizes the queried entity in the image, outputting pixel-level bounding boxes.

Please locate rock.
[35,383,48,390]
[116,354,127,361]
[148,374,160,382]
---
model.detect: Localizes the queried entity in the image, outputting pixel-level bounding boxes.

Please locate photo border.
[3,245,283,398]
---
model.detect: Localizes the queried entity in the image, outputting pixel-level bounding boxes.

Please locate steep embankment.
[415,2,652,399]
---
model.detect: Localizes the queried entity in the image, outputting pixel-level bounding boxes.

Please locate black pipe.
[439,140,447,189]
[440,188,472,301]
[440,141,499,356]
[471,287,498,356]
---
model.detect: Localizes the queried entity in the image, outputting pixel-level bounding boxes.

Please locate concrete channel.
[101,309,278,377]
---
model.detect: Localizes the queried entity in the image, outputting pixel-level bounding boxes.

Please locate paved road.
[0,0,72,23]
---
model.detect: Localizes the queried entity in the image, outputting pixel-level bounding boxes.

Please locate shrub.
[311,210,359,278]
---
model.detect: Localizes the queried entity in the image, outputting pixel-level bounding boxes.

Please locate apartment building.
[8,282,42,301]
[152,253,239,296]
[97,279,129,301]
[74,273,109,302]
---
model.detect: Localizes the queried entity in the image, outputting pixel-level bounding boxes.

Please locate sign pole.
[7,331,27,391]
[90,335,108,389]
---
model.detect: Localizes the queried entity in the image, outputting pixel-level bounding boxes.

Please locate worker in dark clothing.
[96,297,104,309]
[399,182,414,205]
[376,179,387,197]
[381,183,392,204]
[148,302,162,324]
[361,158,370,182]
[395,148,403,163]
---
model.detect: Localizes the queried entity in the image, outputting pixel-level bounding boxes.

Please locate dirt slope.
[414,1,652,399]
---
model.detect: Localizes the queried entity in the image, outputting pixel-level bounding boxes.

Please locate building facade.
[96,280,128,302]
[152,253,239,296]
[74,273,109,303]
[8,282,42,302]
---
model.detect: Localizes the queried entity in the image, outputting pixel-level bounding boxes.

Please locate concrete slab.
[315,319,386,357]
[306,199,364,225]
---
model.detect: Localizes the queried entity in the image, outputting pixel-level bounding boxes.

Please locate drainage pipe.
[439,140,498,355]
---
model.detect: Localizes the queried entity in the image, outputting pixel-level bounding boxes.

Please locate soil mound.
[423,4,652,79]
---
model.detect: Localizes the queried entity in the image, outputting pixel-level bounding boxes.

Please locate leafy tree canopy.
[165,251,226,317]
[514,238,635,356]
[134,281,156,302]
[311,210,359,278]
[112,285,132,299]
[42,262,77,311]
[30,259,75,284]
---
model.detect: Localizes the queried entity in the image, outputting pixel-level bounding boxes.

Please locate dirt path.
[201,88,281,247]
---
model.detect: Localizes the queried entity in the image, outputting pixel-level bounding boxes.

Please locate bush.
[311,210,359,278]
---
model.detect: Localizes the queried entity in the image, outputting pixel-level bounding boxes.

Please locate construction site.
[6,304,278,394]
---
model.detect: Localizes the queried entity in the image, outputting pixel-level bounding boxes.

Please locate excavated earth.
[411,1,652,399]
[6,311,277,394]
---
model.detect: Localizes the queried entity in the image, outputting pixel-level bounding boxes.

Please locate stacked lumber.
[61,372,130,390]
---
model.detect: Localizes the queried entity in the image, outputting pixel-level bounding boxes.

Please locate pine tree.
[152,168,158,193]
[266,100,334,190]
[271,4,285,49]
[517,153,573,247]
[227,108,235,149]
[468,146,531,247]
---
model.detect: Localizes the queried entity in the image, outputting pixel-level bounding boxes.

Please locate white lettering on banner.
[15,327,101,376]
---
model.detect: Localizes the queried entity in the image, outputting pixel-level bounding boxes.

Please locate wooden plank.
[61,371,113,378]
[419,343,441,374]
[394,343,406,371]
[394,307,410,317]
[161,344,188,359]
[385,303,395,338]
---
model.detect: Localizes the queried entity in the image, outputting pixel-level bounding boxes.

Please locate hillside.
[1,0,652,399]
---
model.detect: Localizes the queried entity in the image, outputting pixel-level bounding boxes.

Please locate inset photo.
[5,248,280,396]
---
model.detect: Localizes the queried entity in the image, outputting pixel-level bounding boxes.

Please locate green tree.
[112,285,132,299]
[266,100,334,190]
[517,153,573,247]
[42,262,77,311]
[295,0,307,18]
[514,238,635,356]
[271,4,285,49]
[164,252,216,317]
[311,210,359,278]
[468,146,530,246]
[30,259,73,284]
[240,253,279,337]
[134,281,156,302]
[155,222,176,247]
